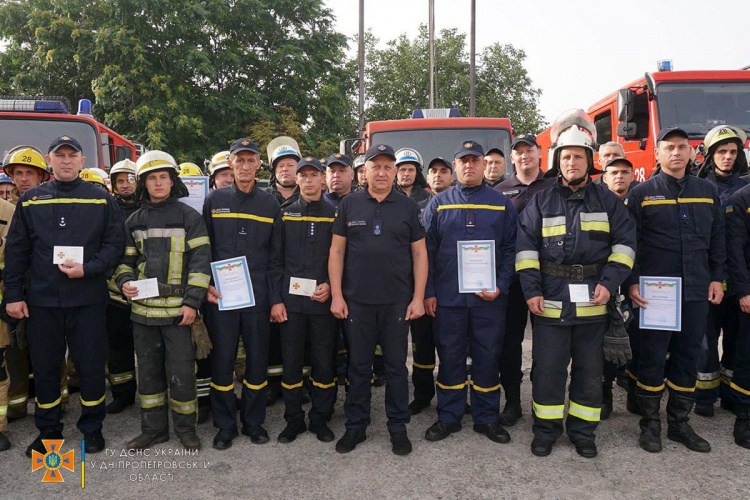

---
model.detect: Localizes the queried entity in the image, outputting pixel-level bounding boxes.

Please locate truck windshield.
[657,82,750,138]
[370,127,513,176]
[0,117,99,165]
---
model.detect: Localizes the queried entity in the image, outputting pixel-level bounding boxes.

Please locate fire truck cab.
[0,96,142,173]
[537,67,750,180]
[343,108,514,178]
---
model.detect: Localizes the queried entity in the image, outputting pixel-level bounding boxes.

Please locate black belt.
[158,283,188,297]
[540,261,604,282]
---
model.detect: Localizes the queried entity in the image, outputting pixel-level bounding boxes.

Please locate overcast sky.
[324,0,749,127]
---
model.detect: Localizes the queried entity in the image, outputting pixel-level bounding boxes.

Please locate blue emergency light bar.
[0,95,71,113]
[657,60,673,72]
[411,108,461,119]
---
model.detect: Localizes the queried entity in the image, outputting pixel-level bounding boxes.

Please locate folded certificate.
[639,276,682,331]
[211,257,256,311]
[457,240,496,293]
[131,278,160,301]
[53,246,84,265]
[289,277,316,297]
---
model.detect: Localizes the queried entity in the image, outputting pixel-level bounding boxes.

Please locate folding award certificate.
[210,256,255,310]
[638,276,681,331]
[457,240,496,294]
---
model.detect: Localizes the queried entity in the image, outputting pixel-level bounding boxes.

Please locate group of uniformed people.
[1,108,749,460]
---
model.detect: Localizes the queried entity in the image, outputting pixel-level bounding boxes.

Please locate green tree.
[364,25,545,133]
[0,0,356,161]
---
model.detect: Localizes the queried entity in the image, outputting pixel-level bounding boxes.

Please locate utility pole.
[470,0,476,117]
[429,0,435,108]
[358,0,365,131]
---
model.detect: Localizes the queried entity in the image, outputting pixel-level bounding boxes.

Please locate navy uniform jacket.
[626,172,726,302]
[726,185,750,297]
[203,182,280,311]
[5,177,125,308]
[516,179,636,324]
[423,182,517,308]
[269,196,335,315]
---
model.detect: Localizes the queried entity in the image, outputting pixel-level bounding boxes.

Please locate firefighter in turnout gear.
[105,159,139,414]
[269,157,338,443]
[627,127,726,454]
[5,136,125,457]
[694,126,748,416]
[3,146,50,421]
[516,110,636,458]
[0,195,15,451]
[115,150,211,451]
[204,138,280,450]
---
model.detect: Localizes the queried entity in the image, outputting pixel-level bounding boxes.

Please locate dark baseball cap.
[364,144,396,162]
[486,147,505,157]
[511,134,539,150]
[604,157,634,170]
[229,138,260,156]
[428,157,453,171]
[326,153,352,169]
[48,135,83,154]
[656,127,689,144]
[455,140,485,159]
[296,156,324,173]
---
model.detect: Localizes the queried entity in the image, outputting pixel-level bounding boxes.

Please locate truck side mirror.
[339,138,362,156]
[616,89,635,122]
[617,122,637,139]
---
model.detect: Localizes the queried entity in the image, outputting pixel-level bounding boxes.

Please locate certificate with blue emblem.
[457,240,496,294]
[639,276,681,331]
[211,256,255,310]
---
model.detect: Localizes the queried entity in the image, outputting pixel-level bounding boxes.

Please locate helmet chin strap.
[560,171,588,187]
[116,192,134,201]
[715,164,734,175]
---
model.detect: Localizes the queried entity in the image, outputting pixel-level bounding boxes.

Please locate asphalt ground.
[1,327,748,500]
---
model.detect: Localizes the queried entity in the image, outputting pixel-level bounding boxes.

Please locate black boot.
[733,403,750,449]
[601,381,613,420]
[498,382,522,427]
[106,396,135,414]
[26,428,64,458]
[637,393,662,453]
[0,431,9,452]
[666,390,710,453]
[694,402,715,417]
[626,378,641,415]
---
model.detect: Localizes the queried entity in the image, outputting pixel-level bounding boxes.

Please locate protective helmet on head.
[209,151,231,176]
[270,144,301,168]
[0,173,13,185]
[697,125,748,177]
[179,162,203,177]
[546,109,598,179]
[109,159,136,185]
[353,155,365,171]
[395,148,423,168]
[135,150,179,180]
[79,169,108,190]
[3,146,51,181]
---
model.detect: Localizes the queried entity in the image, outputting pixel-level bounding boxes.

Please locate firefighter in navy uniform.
[269,157,338,443]
[724,183,750,449]
[266,144,303,405]
[105,159,139,414]
[627,127,726,454]
[422,141,518,444]
[516,111,636,458]
[494,134,554,427]
[204,138,280,450]
[693,126,748,416]
[115,151,211,451]
[5,136,125,457]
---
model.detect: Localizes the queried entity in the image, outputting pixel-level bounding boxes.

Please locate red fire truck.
[0,95,142,171]
[537,67,750,181]
[343,108,514,176]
